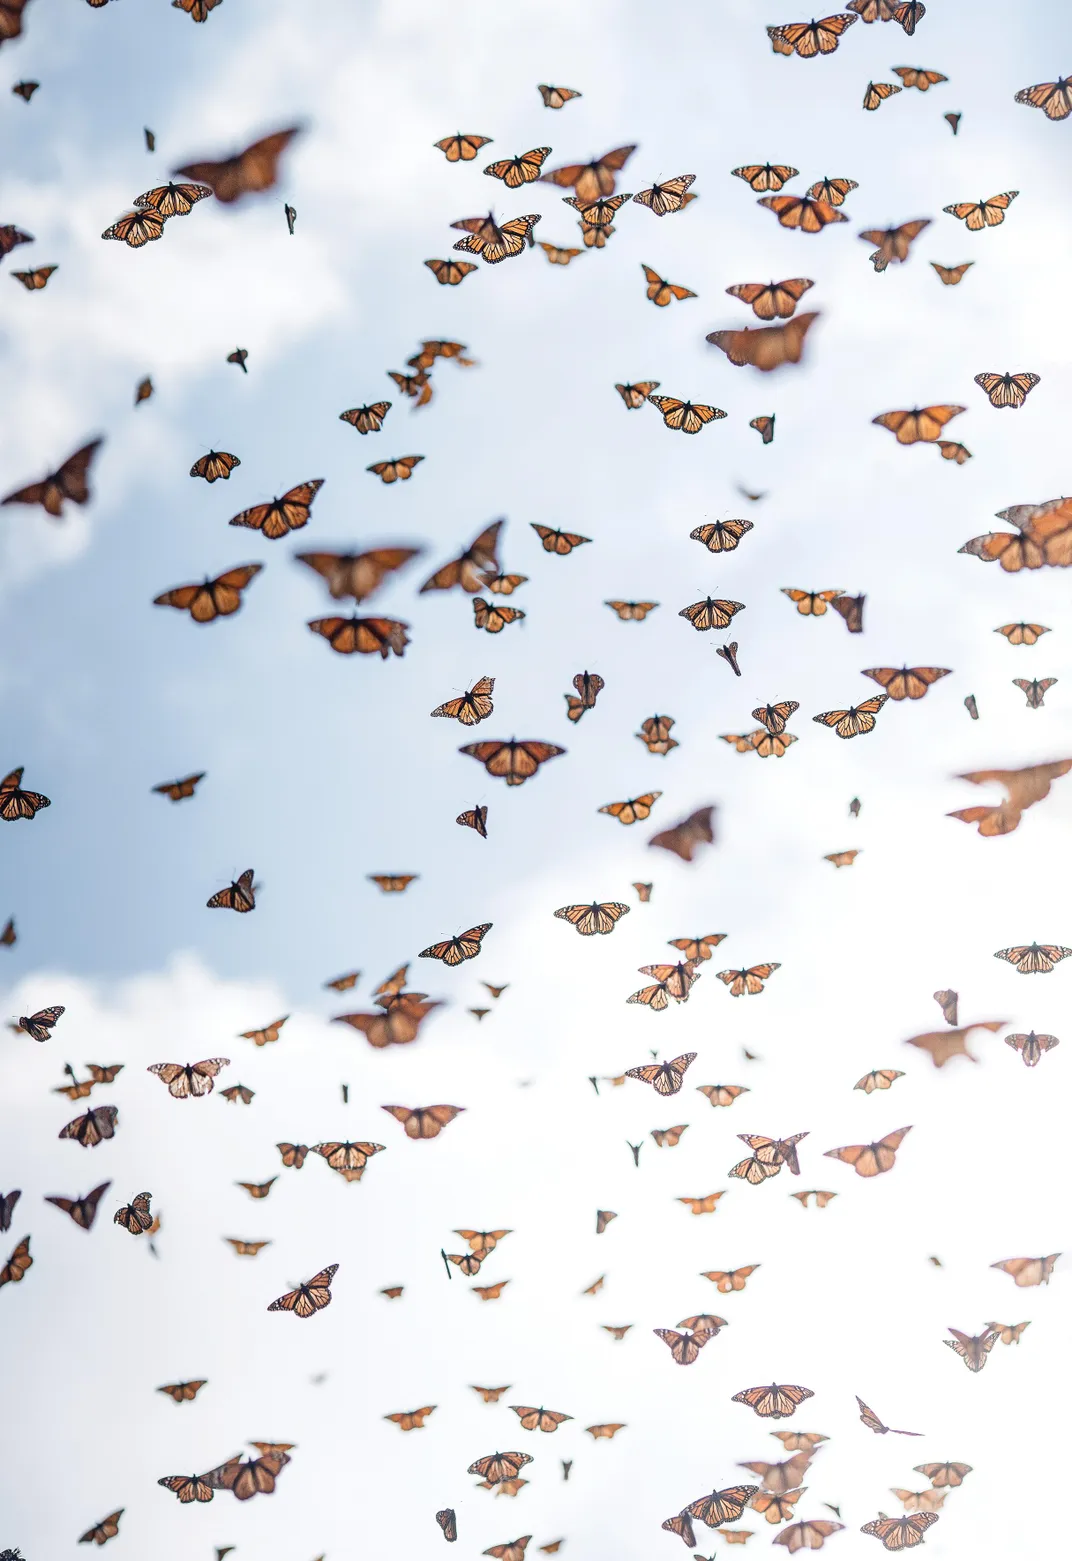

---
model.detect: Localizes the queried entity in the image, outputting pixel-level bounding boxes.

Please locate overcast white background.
[0,1,1069,1558]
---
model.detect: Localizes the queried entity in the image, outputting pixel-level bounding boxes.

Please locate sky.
[0,0,1070,1558]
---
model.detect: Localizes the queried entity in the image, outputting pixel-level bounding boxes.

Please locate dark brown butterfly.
[0,1188,20,1232]
[468,1452,533,1484]
[45,1182,110,1229]
[751,415,775,443]
[717,642,742,674]
[2,439,102,518]
[307,615,409,657]
[154,564,262,623]
[207,869,255,911]
[531,523,591,553]
[172,0,224,17]
[17,1003,63,1041]
[152,772,204,802]
[421,520,503,592]
[707,313,819,369]
[78,1510,124,1545]
[229,479,323,539]
[12,263,56,289]
[460,739,565,786]
[541,145,636,203]
[339,401,392,434]
[0,223,33,262]
[861,1514,938,1550]
[114,1191,153,1233]
[650,806,715,861]
[172,126,299,202]
[565,670,604,721]
[220,1084,254,1105]
[226,347,248,372]
[156,1379,208,1404]
[662,1511,698,1548]
[277,1143,309,1169]
[437,1509,458,1542]
[58,1105,118,1147]
[135,376,153,404]
[11,79,37,100]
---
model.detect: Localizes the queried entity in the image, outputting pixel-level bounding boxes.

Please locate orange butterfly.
[2,438,102,517]
[538,84,581,108]
[156,1472,219,1504]
[717,963,779,996]
[943,191,1018,229]
[58,1105,118,1147]
[0,1233,32,1287]
[240,1017,288,1047]
[994,943,1071,974]
[207,869,255,911]
[382,1104,464,1140]
[220,1084,254,1105]
[770,15,857,55]
[812,696,888,738]
[654,1327,716,1365]
[154,563,262,623]
[367,875,418,893]
[625,1052,696,1096]
[706,313,819,370]
[277,1143,309,1169]
[642,263,697,307]
[425,257,478,285]
[757,194,845,231]
[78,1510,124,1545]
[860,217,929,269]
[697,1083,748,1105]
[539,242,582,264]
[12,263,56,289]
[148,1058,229,1099]
[944,1327,999,1372]
[825,849,859,867]
[468,1452,533,1484]
[531,523,591,553]
[732,163,798,191]
[732,1385,813,1419]
[974,371,1040,409]
[862,666,950,700]
[457,804,489,837]
[420,924,491,964]
[775,1521,843,1551]
[648,395,726,433]
[471,1384,511,1402]
[435,131,493,161]
[114,1191,153,1234]
[749,1489,806,1523]
[307,615,409,657]
[44,1182,110,1229]
[678,1193,725,1214]
[894,65,947,89]
[914,1462,971,1487]
[229,478,323,539]
[825,1127,912,1176]
[455,1228,511,1252]
[474,598,525,633]
[367,454,423,483]
[484,146,550,186]
[385,1405,436,1430]
[236,1178,277,1199]
[172,126,299,202]
[727,278,813,319]
[701,1265,760,1291]
[691,519,754,553]
[421,520,503,593]
[102,207,166,245]
[540,145,636,203]
[863,80,902,110]
[608,600,658,621]
[1016,75,1072,119]
[855,1068,903,1092]
[555,902,629,936]
[297,547,421,605]
[634,174,696,214]
[268,1263,338,1318]
[662,1512,698,1548]
[615,380,660,408]
[807,176,857,205]
[860,1514,938,1550]
[791,1189,836,1208]
[511,1405,572,1432]
[0,768,48,826]
[431,676,495,725]
[152,772,205,802]
[452,211,541,263]
[650,805,715,861]
[460,739,565,786]
[599,792,661,824]
[990,1254,1059,1286]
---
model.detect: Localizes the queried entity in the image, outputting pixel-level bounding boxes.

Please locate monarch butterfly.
[654,1327,715,1365]
[78,1511,124,1545]
[239,1017,288,1048]
[102,207,166,246]
[774,14,858,55]
[861,666,950,701]
[678,1193,725,1216]
[12,78,37,99]
[205,1448,291,1500]
[890,1491,946,1516]
[307,615,409,657]
[638,962,700,1001]
[748,1488,806,1522]
[914,1462,972,1487]
[944,1327,999,1372]
[236,1178,277,1200]
[669,935,727,965]
[990,1253,1060,1286]
[807,177,857,205]
[431,676,495,725]
[172,0,223,18]
[113,1190,153,1234]
[530,84,582,113]
[631,176,696,219]
[274,1142,309,1171]
[383,1405,437,1432]
[473,597,525,634]
[607,599,659,620]
[863,80,902,109]
[58,1105,118,1147]
[943,191,1018,229]
[791,1188,836,1207]
[564,669,604,721]
[893,65,947,89]
[813,696,888,738]
[0,1234,31,1287]
[541,144,635,204]
[1013,675,1057,708]
[706,313,819,369]
[781,588,844,616]
[508,1405,572,1434]
[0,224,33,266]
[367,454,424,483]
[367,875,418,893]
[824,1126,912,1176]
[226,347,249,374]
[148,1058,229,1099]
[757,194,846,231]
[563,194,632,231]
[717,963,780,996]
[420,924,491,965]
[650,805,716,861]
[855,1068,903,1092]
[382,1104,464,1140]
[860,1514,938,1550]
[460,738,565,785]
[860,217,929,269]
[16,1003,64,1042]
[425,257,478,285]
[996,620,1051,648]
[772,1432,827,1453]
[134,376,153,404]
[775,1522,844,1552]
[890,0,926,32]
[44,1182,110,1229]
[421,520,503,592]
[444,1249,486,1277]
[457,804,489,837]
[641,263,697,307]
[554,902,630,936]
[452,212,541,263]
[732,163,798,191]
[599,793,661,825]
[538,242,582,265]
[2,438,102,517]
[741,1132,808,1174]
[434,132,493,162]
[484,146,550,186]
[155,563,263,623]
[1015,75,1072,119]
[974,371,1040,409]
[662,1512,698,1548]
[697,1083,748,1107]
[229,478,324,539]
[732,1384,814,1419]
[750,416,775,444]
[12,263,56,290]
[133,181,211,219]
[481,571,527,596]
[937,440,971,463]
[648,395,726,432]
[468,1452,533,1483]
[614,380,661,409]
[627,979,675,1011]
[220,1083,254,1105]
[994,943,1072,974]
[1006,1030,1059,1067]
[691,519,754,553]
[152,772,205,802]
[872,405,965,444]
[207,869,255,911]
[580,219,616,247]
[679,598,745,632]
[625,1052,697,1095]
[652,1124,689,1149]
[172,126,299,202]
[824,848,859,866]
[454,1228,510,1255]
[268,1262,338,1318]
[753,700,799,735]
[157,1473,217,1503]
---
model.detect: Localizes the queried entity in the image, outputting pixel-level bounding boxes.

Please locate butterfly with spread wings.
[769,15,858,55]
[994,943,1072,974]
[1016,75,1072,119]
[648,395,726,433]
[625,1053,697,1096]
[944,1327,999,1372]
[172,126,299,201]
[460,739,565,785]
[0,1234,32,1287]
[267,1263,338,1318]
[207,870,256,911]
[757,194,845,231]
[229,479,323,539]
[861,1514,938,1550]
[431,676,495,726]
[727,278,814,319]
[975,371,1040,409]
[862,667,950,700]
[732,1384,814,1419]
[826,1127,912,1176]
[484,147,551,186]
[943,191,1018,229]
[420,924,491,965]
[452,212,541,264]
[154,564,262,623]
[148,1059,229,1099]
[707,314,819,369]
[813,696,888,738]
[717,963,780,996]
[540,144,636,203]
[2,439,102,517]
[641,264,697,307]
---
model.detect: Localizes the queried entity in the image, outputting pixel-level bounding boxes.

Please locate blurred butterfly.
[510,1405,572,1432]
[863,81,902,109]
[436,1509,458,1542]
[78,1511,124,1545]
[633,882,653,901]
[825,1128,912,1176]
[134,376,153,404]
[172,126,299,202]
[813,696,888,738]
[732,1385,813,1419]
[855,1068,903,1092]
[1016,75,1072,119]
[807,177,857,205]
[791,1189,836,1207]
[994,943,1071,974]
[625,1052,697,1095]
[671,934,727,963]
[220,1084,253,1105]
[990,1254,1059,1286]
[471,1384,511,1401]
[691,519,754,553]
[1006,1030,1059,1067]
[148,1059,229,1099]
[757,194,845,231]
[155,563,262,623]
[230,478,323,539]
[555,902,629,936]
[862,666,950,700]
[45,1182,110,1228]
[367,875,418,894]
[860,1515,937,1550]
[468,1453,533,1483]
[276,1143,309,1169]
[284,202,296,231]
[460,739,565,785]
[541,144,636,203]
[538,84,581,108]
[12,264,56,290]
[420,925,491,965]
[781,588,844,616]
[12,80,38,101]
[697,1083,748,1105]
[1013,676,1056,708]
[825,849,859,866]
[892,65,946,90]
[890,1491,947,1515]
[239,1017,288,1048]
[600,793,661,825]
[832,593,865,632]
[944,1327,999,1372]
[0,1189,20,1232]
[930,261,973,286]
[678,1193,725,1214]
[432,676,495,726]
[873,405,964,443]
[425,258,478,285]
[172,0,223,18]
[0,1234,31,1288]
[457,804,489,837]
[608,600,658,620]
[717,963,780,996]
[205,1448,291,1500]
[481,571,527,595]
[452,212,541,263]
[741,1132,807,1175]
[944,191,1018,230]
[938,441,971,462]
[732,163,798,191]
[985,1321,1029,1345]
[307,615,409,657]
[975,371,1039,409]
[531,523,591,554]
[750,416,775,443]
[367,455,423,483]
[649,806,715,862]
[17,1004,64,1042]
[642,263,697,307]
[152,772,205,802]
[444,1250,485,1276]
[268,1262,338,1318]
[602,1325,632,1341]
[156,1380,208,1404]
[207,869,255,911]
[236,1178,277,1201]
[2,439,102,517]
[385,1406,436,1430]
[654,1327,716,1366]
[422,519,503,593]
[648,395,727,433]
[58,1105,118,1147]
[775,1522,843,1552]
[707,314,819,370]
[539,242,582,264]
[615,380,660,408]
[727,279,814,319]
[435,132,493,161]
[382,1104,464,1139]
[750,1489,806,1523]
[772,1432,827,1453]
[860,217,929,269]
[914,1462,971,1488]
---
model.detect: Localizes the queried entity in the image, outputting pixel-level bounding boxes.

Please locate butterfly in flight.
[484,147,550,186]
[154,563,262,623]
[1,439,102,517]
[459,739,565,786]
[1005,1030,1059,1067]
[974,371,1040,409]
[207,869,256,911]
[114,1191,153,1234]
[990,1253,1060,1286]
[732,1384,813,1419]
[229,479,323,538]
[860,1514,938,1550]
[862,81,902,110]
[727,278,813,319]
[757,194,845,232]
[148,1058,229,1098]
[172,126,300,201]
[540,144,636,203]
[268,1263,338,1318]
[825,1127,912,1176]
[538,84,581,108]
[650,806,715,861]
[944,191,1019,229]
[1016,75,1072,119]
[944,1327,1000,1372]
[994,943,1072,974]
[420,924,491,964]
[625,1053,697,1096]
[648,395,726,433]
[769,15,858,56]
